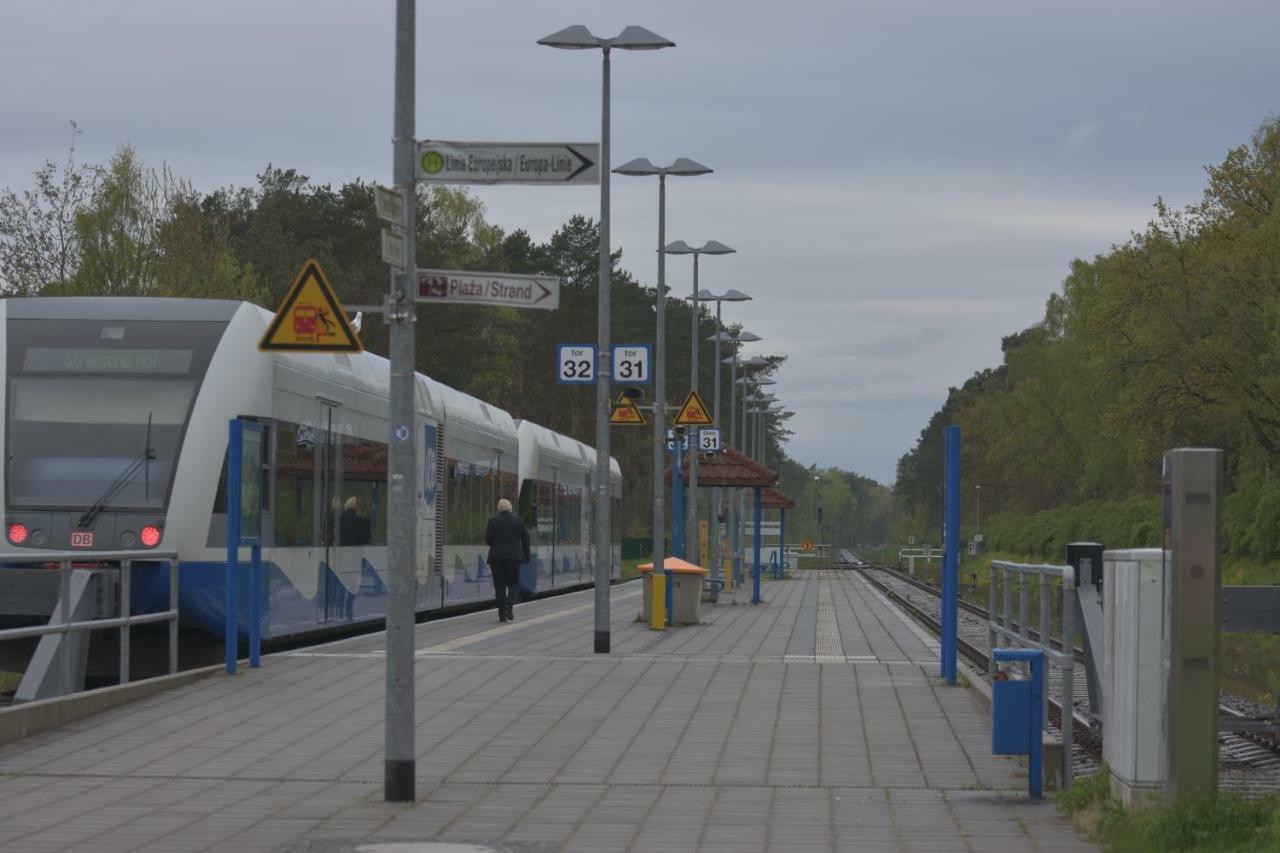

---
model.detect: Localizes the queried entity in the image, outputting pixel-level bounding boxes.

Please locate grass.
[621,558,645,580]
[1057,765,1280,852]
[0,671,20,693]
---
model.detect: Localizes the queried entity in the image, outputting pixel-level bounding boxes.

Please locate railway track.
[854,558,1280,794]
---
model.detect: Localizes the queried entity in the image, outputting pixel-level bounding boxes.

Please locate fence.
[0,551,179,698]
[988,559,1076,788]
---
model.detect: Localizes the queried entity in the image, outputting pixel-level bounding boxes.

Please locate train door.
[581,470,591,582]
[312,401,352,623]
[549,466,559,586]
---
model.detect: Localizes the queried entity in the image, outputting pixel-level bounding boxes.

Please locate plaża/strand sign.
[417,269,560,310]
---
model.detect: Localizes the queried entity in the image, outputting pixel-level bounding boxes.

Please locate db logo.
[71,530,94,548]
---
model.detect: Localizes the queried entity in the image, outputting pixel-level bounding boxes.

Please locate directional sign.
[612,344,650,384]
[417,269,560,310]
[557,344,596,385]
[416,141,599,185]
[698,428,722,452]
[381,228,404,269]
[673,389,714,427]
[609,393,646,426]
[259,259,363,353]
[375,185,404,223]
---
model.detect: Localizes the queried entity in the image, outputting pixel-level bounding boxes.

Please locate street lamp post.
[666,242,736,561]
[703,297,750,585]
[538,25,674,654]
[614,158,713,579]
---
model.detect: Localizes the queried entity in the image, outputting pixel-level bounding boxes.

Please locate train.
[0,297,621,642]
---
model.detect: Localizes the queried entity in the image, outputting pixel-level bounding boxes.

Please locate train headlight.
[140,525,162,548]
[7,523,27,545]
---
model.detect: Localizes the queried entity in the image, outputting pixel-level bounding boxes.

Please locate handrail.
[0,550,179,699]
[988,559,1076,789]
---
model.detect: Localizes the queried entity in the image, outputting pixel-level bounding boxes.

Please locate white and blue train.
[0,297,621,642]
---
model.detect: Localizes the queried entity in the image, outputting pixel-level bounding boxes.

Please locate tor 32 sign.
[557,344,595,384]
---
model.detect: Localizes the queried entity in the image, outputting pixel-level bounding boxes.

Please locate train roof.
[5,296,241,322]
[426,378,517,453]
[515,420,592,471]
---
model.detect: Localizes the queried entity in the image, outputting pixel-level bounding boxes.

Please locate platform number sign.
[557,344,596,384]
[698,428,721,452]
[612,344,650,384]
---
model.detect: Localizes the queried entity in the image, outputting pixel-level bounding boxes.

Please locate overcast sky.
[4,1,1278,484]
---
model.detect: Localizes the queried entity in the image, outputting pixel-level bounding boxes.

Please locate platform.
[0,571,1095,852]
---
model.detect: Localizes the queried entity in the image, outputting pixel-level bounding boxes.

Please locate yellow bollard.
[650,573,667,630]
[699,521,710,568]
[723,557,733,591]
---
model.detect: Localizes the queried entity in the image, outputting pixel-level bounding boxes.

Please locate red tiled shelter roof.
[760,487,796,510]
[664,447,777,488]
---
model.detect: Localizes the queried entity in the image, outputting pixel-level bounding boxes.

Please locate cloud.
[1061,121,1101,156]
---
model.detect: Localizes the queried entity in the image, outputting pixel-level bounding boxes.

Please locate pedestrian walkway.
[0,571,1096,852]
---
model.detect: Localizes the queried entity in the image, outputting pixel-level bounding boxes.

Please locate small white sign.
[375,185,404,224]
[908,535,915,545]
[557,344,595,384]
[974,533,984,543]
[968,541,978,556]
[698,428,722,452]
[611,344,650,384]
[381,228,404,269]
[665,429,689,450]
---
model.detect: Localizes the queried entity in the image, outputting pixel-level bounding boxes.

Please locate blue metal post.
[664,567,674,626]
[942,425,961,685]
[671,437,685,558]
[778,508,787,578]
[225,420,241,675]
[995,648,1044,799]
[249,544,262,668]
[752,486,762,604]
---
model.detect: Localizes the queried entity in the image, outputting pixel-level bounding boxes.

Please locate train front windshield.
[6,319,225,513]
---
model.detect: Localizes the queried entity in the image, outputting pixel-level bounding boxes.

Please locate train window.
[337,436,388,546]
[5,318,225,513]
[274,423,315,547]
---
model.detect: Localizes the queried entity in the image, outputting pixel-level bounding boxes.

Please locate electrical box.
[1103,547,1168,808]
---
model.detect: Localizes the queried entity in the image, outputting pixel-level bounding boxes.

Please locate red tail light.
[7,523,28,545]
[140,525,162,547]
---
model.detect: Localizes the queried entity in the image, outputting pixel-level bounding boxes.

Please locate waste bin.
[638,558,710,625]
[992,677,1032,754]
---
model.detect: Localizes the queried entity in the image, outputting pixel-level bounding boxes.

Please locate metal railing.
[988,559,1076,788]
[0,550,179,698]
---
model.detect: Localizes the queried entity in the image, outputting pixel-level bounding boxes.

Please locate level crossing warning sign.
[609,393,646,426]
[259,260,363,353]
[673,389,713,426]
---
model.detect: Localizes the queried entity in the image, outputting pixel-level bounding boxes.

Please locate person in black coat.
[485,498,529,622]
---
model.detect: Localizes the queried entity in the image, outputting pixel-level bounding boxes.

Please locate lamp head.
[613,157,659,176]
[664,240,695,255]
[697,239,735,255]
[721,288,752,302]
[612,25,675,50]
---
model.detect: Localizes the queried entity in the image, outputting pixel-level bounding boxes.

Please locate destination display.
[22,348,194,374]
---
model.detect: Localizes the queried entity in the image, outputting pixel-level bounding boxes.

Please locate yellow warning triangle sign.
[609,393,647,426]
[674,389,714,426]
[259,259,363,353]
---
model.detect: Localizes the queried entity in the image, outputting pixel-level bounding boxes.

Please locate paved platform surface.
[0,570,1096,852]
